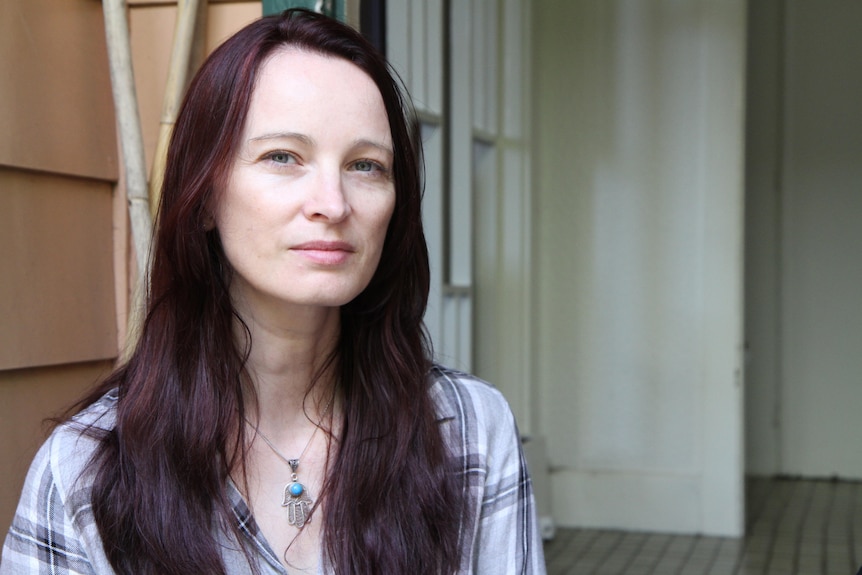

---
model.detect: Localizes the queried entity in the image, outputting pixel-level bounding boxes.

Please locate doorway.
[745,0,862,478]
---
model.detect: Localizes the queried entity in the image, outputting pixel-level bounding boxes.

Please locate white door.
[533,1,747,536]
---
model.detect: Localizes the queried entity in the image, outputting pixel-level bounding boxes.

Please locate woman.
[1,9,544,575]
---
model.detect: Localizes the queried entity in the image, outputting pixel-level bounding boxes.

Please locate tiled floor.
[543,477,862,575]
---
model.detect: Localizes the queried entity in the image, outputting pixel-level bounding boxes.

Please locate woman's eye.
[268,151,295,164]
[352,159,386,174]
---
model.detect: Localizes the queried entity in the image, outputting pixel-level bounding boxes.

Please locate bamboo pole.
[103,0,158,357]
[148,0,202,216]
[189,0,210,80]
[102,0,153,291]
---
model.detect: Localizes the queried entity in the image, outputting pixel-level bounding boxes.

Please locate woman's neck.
[236,302,341,431]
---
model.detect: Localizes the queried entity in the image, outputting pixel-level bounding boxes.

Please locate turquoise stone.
[288,482,304,497]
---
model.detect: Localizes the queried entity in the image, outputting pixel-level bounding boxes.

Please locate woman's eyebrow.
[249,131,314,145]
[351,138,393,158]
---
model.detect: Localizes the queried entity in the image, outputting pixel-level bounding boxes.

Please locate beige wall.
[0,0,119,532]
[0,0,261,534]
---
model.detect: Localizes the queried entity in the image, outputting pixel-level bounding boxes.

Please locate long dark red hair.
[76,9,463,574]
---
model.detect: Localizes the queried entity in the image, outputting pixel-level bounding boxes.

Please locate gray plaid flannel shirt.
[1,366,546,574]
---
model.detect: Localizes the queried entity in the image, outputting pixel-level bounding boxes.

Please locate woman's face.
[215,48,396,316]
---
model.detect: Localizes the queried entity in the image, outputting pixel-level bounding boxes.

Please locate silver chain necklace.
[246,393,334,528]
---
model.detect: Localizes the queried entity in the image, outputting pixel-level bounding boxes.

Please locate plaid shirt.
[1,366,546,574]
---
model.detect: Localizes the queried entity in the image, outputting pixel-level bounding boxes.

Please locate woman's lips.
[291,241,355,265]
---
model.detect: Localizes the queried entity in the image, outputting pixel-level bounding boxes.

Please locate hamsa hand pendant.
[282,481,312,528]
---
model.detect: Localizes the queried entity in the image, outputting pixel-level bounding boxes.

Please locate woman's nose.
[302,169,351,222]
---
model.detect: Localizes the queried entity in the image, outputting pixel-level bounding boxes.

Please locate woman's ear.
[203,213,216,231]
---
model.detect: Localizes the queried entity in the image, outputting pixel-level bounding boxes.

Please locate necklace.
[246,393,334,529]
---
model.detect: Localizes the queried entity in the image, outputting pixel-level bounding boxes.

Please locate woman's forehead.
[244,47,391,143]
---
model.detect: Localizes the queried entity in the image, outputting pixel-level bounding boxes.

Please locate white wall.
[746,0,862,478]
[533,1,746,536]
